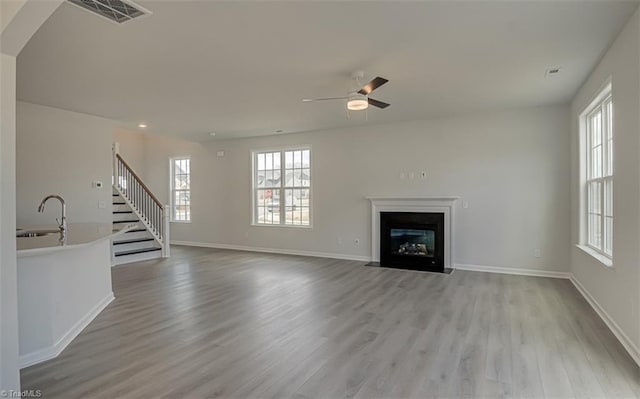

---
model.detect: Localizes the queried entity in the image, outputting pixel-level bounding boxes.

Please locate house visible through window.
[253,148,311,226]
[171,157,191,222]
[583,85,613,260]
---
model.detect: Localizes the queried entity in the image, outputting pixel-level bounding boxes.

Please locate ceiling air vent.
[67,0,150,24]
[545,67,562,77]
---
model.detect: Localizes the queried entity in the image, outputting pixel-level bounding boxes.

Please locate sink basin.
[17,230,60,238]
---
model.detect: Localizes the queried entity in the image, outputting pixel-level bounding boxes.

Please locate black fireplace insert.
[380,212,444,272]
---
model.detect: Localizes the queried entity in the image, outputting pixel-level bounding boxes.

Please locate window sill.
[251,223,312,230]
[576,245,613,268]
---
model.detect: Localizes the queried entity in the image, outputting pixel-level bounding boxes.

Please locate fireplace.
[380,212,445,272]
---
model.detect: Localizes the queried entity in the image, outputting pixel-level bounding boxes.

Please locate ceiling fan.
[303,72,390,112]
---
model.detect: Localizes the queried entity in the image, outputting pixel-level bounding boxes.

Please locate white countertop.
[17,222,136,257]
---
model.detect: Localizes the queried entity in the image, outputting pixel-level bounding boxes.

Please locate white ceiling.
[17,0,639,141]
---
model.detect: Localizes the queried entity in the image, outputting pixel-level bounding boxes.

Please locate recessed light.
[138,123,147,128]
[209,132,216,137]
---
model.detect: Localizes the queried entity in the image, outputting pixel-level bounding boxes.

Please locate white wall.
[637,5,640,365]
[570,8,640,354]
[1,0,27,32]
[16,101,117,226]
[0,50,21,396]
[113,128,148,179]
[122,105,571,272]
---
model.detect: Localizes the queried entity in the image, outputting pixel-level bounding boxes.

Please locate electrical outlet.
[462,200,469,209]
[98,200,106,209]
[409,172,415,180]
[399,172,406,180]
[533,248,541,258]
[354,238,360,246]
[337,237,343,245]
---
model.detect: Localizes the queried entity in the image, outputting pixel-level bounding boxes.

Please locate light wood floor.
[22,246,640,398]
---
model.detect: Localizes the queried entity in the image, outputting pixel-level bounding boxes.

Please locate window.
[170,157,191,222]
[253,148,311,226]
[583,86,613,259]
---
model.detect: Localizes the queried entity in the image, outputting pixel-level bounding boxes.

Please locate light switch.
[217,150,225,157]
[92,181,103,189]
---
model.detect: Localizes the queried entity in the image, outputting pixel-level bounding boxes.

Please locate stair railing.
[113,144,170,257]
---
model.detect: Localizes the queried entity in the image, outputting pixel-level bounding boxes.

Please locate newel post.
[162,204,171,257]
[112,142,120,188]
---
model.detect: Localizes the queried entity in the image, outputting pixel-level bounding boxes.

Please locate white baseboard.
[569,275,640,367]
[170,242,570,277]
[453,263,571,279]
[20,292,115,369]
[170,240,371,262]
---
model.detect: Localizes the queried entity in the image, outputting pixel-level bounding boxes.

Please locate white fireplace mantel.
[367,196,459,266]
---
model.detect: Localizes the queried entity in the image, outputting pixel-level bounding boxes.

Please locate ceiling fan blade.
[368,98,390,109]
[302,96,348,102]
[358,77,389,95]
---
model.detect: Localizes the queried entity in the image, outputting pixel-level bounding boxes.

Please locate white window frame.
[578,81,613,266]
[170,156,191,223]
[251,146,312,228]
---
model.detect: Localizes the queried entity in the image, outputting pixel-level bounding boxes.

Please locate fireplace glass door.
[390,228,435,257]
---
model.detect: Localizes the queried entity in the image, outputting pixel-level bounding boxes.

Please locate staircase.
[111,144,170,266]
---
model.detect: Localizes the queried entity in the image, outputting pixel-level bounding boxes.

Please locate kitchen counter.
[17,222,136,257]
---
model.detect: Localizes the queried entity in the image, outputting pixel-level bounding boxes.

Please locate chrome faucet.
[38,195,67,236]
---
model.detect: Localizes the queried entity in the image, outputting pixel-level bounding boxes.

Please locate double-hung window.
[170,157,191,222]
[253,148,311,226]
[584,86,613,260]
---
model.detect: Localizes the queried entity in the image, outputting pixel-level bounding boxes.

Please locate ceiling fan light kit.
[347,93,369,111]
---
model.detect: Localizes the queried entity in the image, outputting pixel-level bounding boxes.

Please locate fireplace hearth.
[380,211,444,272]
